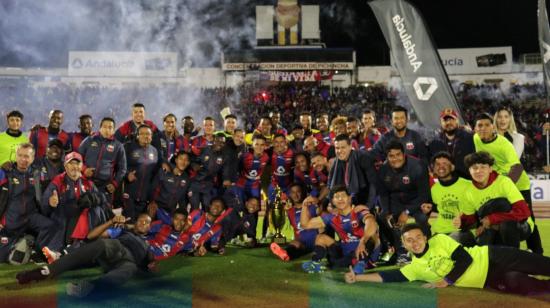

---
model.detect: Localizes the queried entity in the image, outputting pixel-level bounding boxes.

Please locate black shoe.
[16,267,49,284]
[30,251,48,265]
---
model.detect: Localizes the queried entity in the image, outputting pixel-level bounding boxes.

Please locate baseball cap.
[440,108,458,120]
[64,152,83,165]
[48,139,64,149]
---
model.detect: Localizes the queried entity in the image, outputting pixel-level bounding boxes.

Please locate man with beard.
[40,152,108,261]
[189,133,230,211]
[0,110,29,167]
[428,109,475,179]
[30,110,69,159]
[123,125,160,222]
[68,115,93,152]
[270,183,319,261]
[33,139,65,190]
[115,103,159,145]
[372,106,428,165]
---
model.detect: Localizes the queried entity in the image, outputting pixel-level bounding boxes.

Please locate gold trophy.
[270,185,287,244]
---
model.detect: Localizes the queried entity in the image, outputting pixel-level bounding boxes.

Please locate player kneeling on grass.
[345,223,550,296]
[270,183,319,262]
[300,185,380,274]
[16,213,155,298]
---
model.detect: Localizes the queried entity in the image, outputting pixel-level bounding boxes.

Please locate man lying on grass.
[345,223,550,295]
[16,213,157,297]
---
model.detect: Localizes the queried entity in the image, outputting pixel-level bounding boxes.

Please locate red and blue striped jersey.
[270,148,294,189]
[147,221,191,260]
[287,204,318,247]
[235,151,269,189]
[321,210,366,255]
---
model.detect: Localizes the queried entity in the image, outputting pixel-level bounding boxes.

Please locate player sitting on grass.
[345,223,550,296]
[16,213,155,298]
[270,183,319,261]
[299,185,380,274]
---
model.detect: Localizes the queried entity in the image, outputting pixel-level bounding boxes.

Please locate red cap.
[440,108,458,120]
[64,152,83,165]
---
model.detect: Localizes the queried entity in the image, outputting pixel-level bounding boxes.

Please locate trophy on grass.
[270,185,287,244]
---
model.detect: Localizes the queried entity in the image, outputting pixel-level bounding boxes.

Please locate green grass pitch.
[1,220,550,308]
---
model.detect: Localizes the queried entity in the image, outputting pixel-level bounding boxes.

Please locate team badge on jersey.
[91,142,98,147]
[402,176,410,184]
[406,142,414,150]
[204,156,210,162]
[351,220,359,228]
[106,144,115,152]
[216,157,223,165]
[180,179,187,187]
[12,178,19,185]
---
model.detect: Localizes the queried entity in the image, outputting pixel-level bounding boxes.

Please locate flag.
[369,0,463,129]
[539,0,550,103]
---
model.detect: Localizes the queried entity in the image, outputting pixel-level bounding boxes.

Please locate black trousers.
[521,190,544,254]
[48,239,138,287]
[477,220,531,248]
[485,246,550,295]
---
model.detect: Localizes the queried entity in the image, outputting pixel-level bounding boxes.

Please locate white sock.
[40,266,50,276]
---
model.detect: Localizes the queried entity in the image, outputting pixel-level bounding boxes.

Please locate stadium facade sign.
[390,47,513,75]
[222,62,354,71]
[259,70,333,82]
[68,52,178,77]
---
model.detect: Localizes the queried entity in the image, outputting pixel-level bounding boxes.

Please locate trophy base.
[272,235,286,245]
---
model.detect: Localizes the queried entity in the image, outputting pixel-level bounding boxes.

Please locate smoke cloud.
[0,0,255,131]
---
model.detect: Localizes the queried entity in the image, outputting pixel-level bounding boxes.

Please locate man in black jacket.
[428,108,475,179]
[16,213,154,298]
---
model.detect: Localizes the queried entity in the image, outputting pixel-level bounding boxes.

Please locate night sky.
[0,0,542,67]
